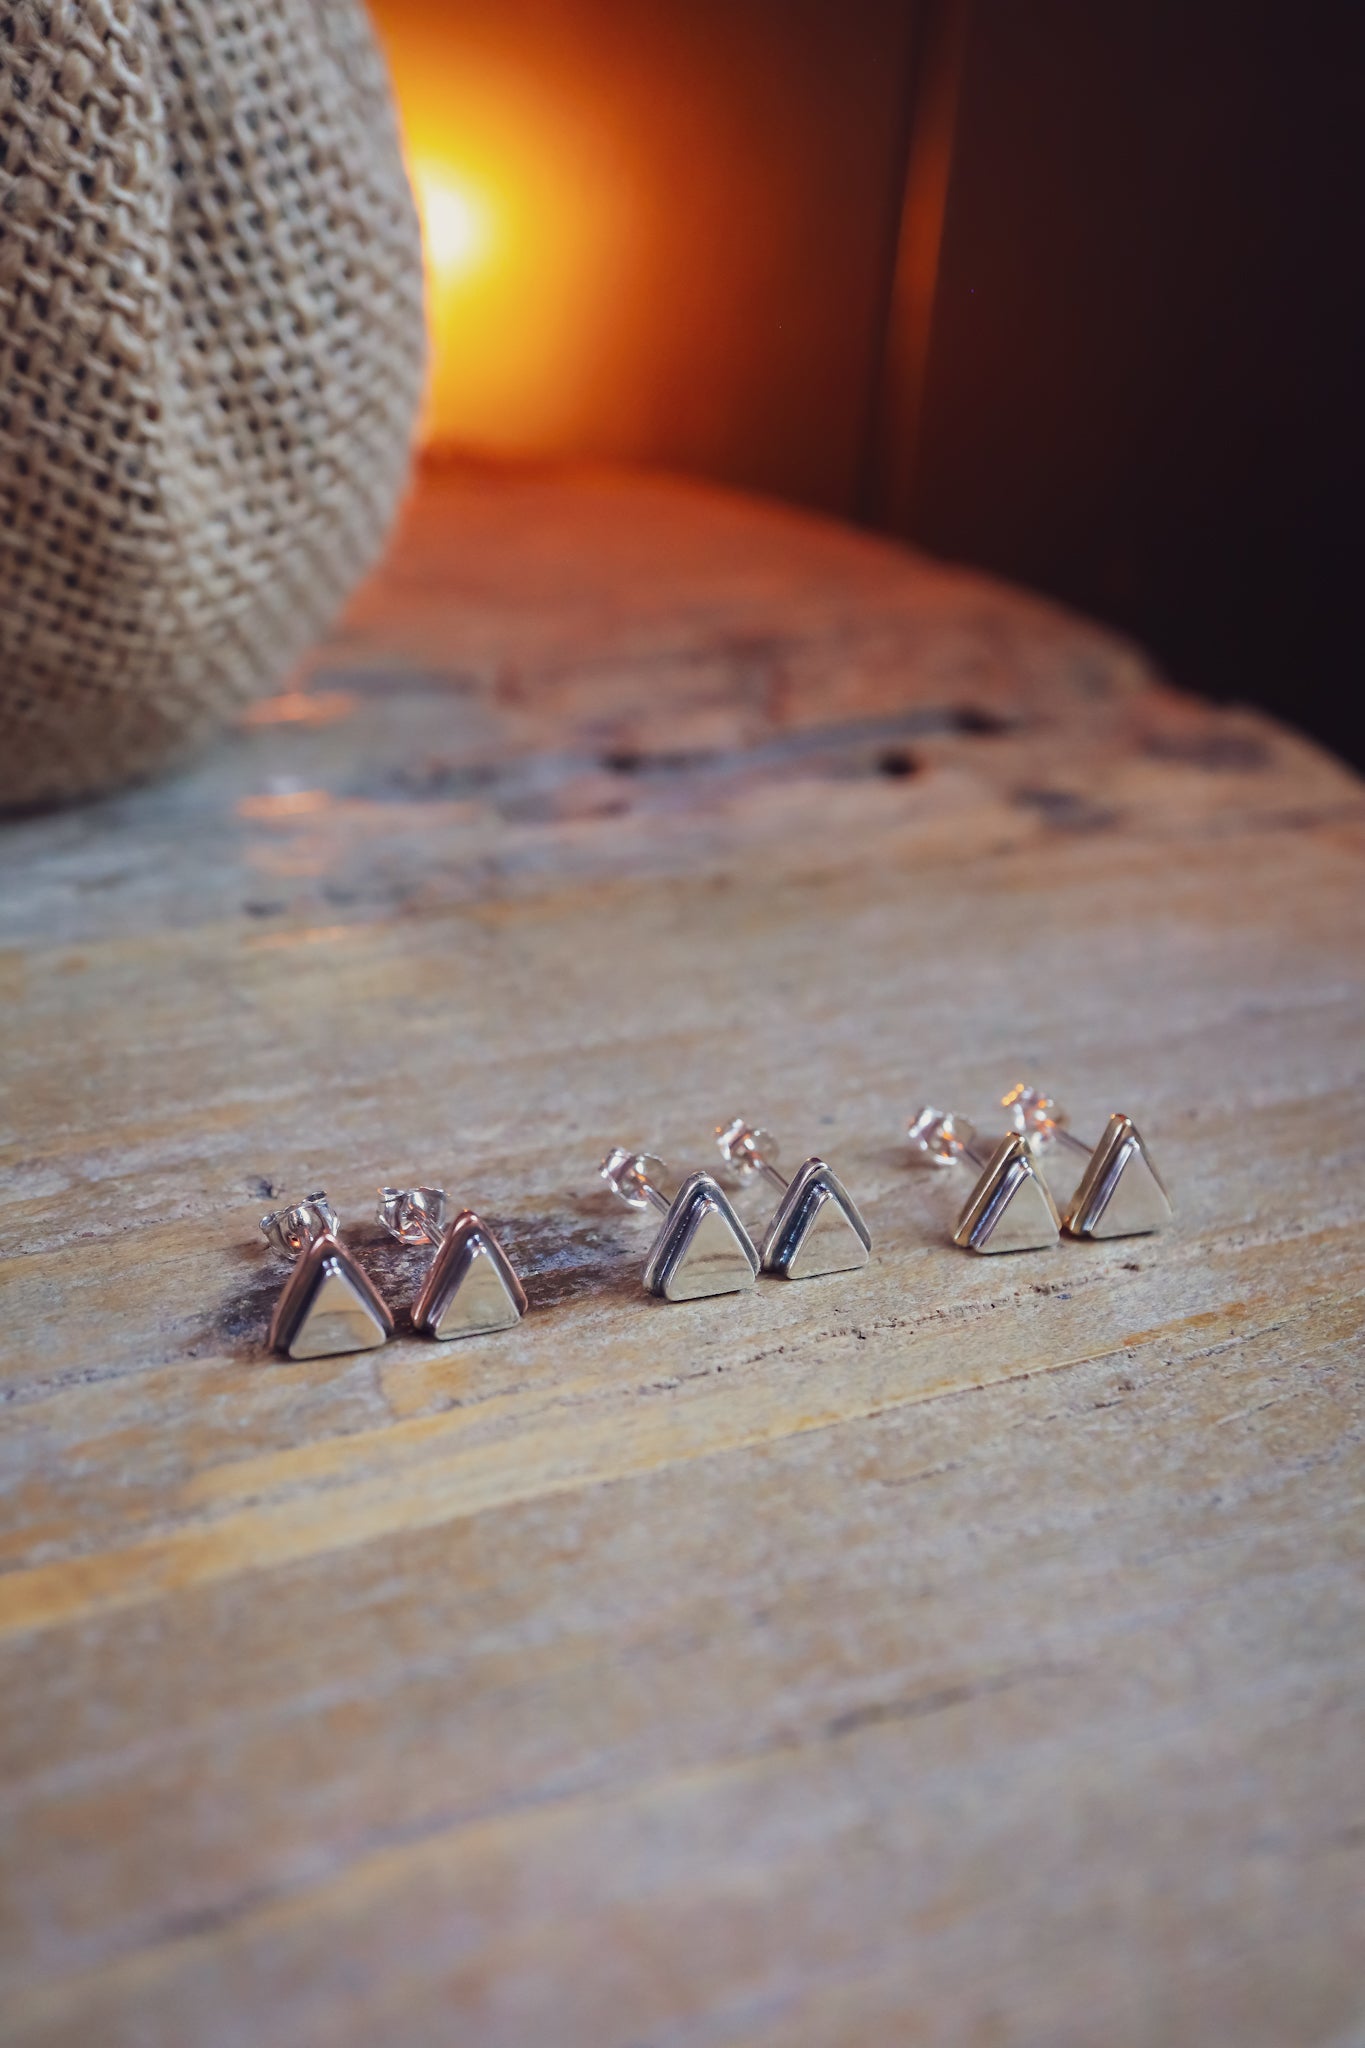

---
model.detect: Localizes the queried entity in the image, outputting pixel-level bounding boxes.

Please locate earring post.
[715,1117,788,1193]
[599,1147,674,1213]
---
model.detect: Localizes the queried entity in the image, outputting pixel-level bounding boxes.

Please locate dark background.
[870,0,1365,768]
[375,0,1365,764]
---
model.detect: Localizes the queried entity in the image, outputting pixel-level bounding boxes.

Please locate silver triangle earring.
[906,1107,1061,1253]
[1001,1085,1173,1238]
[261,1191,394,1358]
[376,1186,528,1339]
[715,1117,870,1279]
[600,1147,759,1300]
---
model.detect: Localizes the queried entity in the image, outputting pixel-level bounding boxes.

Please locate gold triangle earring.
[376,1187,528,1340]
[906,1107,1061,1253]
[599,1147,759,1300]
[714,1117,870,1279]
[1001,1085,1173,1239]
[260,1192,394,1359]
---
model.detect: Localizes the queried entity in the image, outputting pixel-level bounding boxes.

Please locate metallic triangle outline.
[642,1171,759,1300]
[413,1210,529,1339]
[761,1157,871,1278]
[952,1135,1061,1254]
[269,1234,395,1357]
[1063,1114,1173,1238]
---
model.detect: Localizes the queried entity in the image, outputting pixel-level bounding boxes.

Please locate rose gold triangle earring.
[260,1192,393,1359]
[376,1186,528,1340]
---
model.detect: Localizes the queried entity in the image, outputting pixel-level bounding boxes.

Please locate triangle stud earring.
[906,1108,1061,1253]
[261,1192,394,1359]
[715,1117,871,1279]
[600,1147,759,1301]
[377,1186,528,1340]
[1001,1085,1173,1239]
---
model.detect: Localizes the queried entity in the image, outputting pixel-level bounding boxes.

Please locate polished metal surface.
[718,1119,870,1279]
[266,1232,394,1359]
[1062,1113,1173,1238]
[412,1209,528,1339]
[376,1186,448,1246]
[951,1133,1062,1254]
[603,1146,757,1299]
[259,1191,339,1257]
[908,1107,1059,1252]
[761,1157,871,1279]
[640,1171,760,1301]
[1002,1083,1173,1237]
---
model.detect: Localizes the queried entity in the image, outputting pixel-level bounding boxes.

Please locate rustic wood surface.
[2,462,1363,2047]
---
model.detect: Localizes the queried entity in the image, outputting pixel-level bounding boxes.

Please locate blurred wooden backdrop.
[369,0,1364,765]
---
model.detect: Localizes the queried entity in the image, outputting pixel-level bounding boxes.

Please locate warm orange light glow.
[370,8,637,454]
[241,691,354,728]
[236,789,334,820]
[412,165,491,286]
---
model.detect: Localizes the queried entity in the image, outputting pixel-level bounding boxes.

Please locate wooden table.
[3,463,1363,2046]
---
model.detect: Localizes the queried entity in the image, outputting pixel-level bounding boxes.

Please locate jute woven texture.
[0,0,425,806]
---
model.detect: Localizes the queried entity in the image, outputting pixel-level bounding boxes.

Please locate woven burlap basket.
[0,0,426,807]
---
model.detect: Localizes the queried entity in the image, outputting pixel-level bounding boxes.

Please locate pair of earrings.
[261,1188,527,1359]
[908,1083,1172,1252]
[600,1116,872,1301]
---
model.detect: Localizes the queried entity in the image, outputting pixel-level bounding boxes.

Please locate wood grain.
[1,462,1363,2046]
